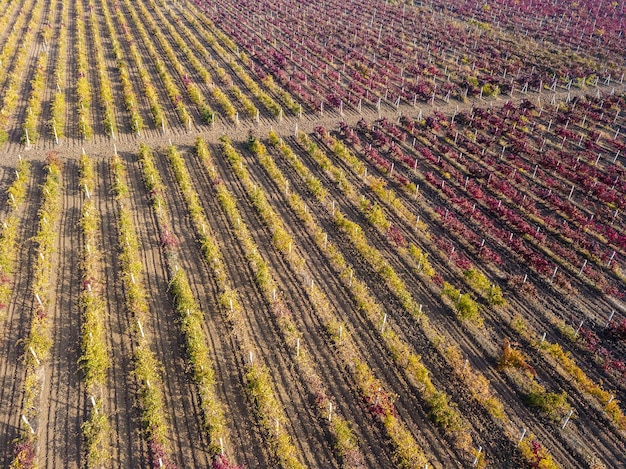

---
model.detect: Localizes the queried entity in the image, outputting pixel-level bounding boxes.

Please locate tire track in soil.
[97,157,148,467]
[285,134,590,468]
[122,151,212,468]
[235,140,469,467]
[257,137,522,468]
[38,157,84,468]
[298,134,625,466]
[148,145,273,468]
[183,141,338,468]
[330,129,626,460]
[0,165,42,466]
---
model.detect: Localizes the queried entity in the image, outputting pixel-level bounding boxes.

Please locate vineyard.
[0,0,624,467]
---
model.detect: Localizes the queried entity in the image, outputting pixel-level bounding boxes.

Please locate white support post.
[606,251,616,268]
[549,266,558,283]
[472,446,482,466]
[90,395,98,413]
[29,347,40,365]
[22,415,35,434]
[574,320,584,337]
[605,310,615,328]
[561,409,574,429]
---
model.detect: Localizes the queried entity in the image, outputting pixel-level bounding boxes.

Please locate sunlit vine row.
[195,138,308,469]
[0,158,30,324]
[138,143,234,464]
[178,3,287,117]
[87,1,116,136]
[259,132,483,457]
[78,152,112,467]
[74,0,93,138]
[142,0,238,122]
[294,133,560,466]
[110,0,168,129]
[110,153,175,467]
[158,1,257,117]
[0,0,45,144]
[99,0,144,133]
[10,154,63,468]
[222,136,431,468]
[49,0,68,140]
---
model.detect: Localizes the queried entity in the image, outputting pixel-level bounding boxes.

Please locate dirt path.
[6,82,625,165]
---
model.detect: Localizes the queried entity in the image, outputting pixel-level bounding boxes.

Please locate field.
[0,0,624,467]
